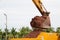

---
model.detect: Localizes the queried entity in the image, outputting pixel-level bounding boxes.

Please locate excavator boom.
[32,0,49,16]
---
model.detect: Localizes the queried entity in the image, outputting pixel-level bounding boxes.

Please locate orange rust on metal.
[30,16,51,28]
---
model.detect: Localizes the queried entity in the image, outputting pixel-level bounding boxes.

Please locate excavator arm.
[30,0,51,28]
[32,0,50,16]
[24,0,51,38]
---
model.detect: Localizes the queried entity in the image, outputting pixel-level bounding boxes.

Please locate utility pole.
[4,13,7,40]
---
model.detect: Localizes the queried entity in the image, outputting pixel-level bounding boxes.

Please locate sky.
[0,0,60,31]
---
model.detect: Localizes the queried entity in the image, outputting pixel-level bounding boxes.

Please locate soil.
[30,16,51,28]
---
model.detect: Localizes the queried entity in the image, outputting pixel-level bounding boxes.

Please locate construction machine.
[30,0,51,29]
[24,0,51,38]
[10,0,60,40]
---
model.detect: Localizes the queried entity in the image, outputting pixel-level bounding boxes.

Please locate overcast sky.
[0,0,60,31]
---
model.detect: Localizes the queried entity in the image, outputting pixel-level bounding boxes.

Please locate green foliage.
[45,27,55,33]
[56,27,60,37]
[56,27,60,33]
[0,27,32,40]
[0,29,2,40]
[11,28,17,38]
[18,27,32,38]
[5,28,10,35]
[0,29,2,35]
[56,27,60,40]
[2,26,60,39]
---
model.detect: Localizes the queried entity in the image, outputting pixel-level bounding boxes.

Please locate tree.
[11,28,17,38]
[56,27,60,33]
[5,28,9,35]
[0,29,2,35]
[0,29,2,40]
[2,28,9,40]
[45,27,54,33]
[2,32,6,40]
[18,27,32,38]
[56,27,60,40]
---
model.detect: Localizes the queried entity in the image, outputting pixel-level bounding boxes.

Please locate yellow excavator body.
[10,32,58,40]
[9,0,59,40]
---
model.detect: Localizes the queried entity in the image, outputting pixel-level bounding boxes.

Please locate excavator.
[10,0,59,40]
[24,0,51,38]
[30,0,51,29]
